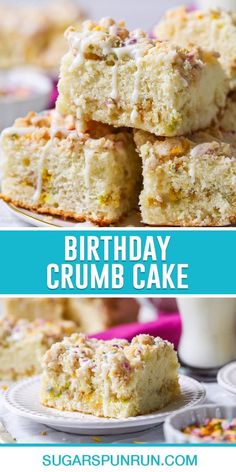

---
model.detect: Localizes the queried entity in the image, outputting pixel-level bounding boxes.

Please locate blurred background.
[1,297,236,374]
[1,0,193,31]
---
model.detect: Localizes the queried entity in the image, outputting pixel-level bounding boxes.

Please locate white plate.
[5,202,143,228]
[4,375,206,435]
[217,361,236,395]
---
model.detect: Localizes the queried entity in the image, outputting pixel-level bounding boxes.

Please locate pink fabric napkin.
[48,79,59,109]
[92,313,181,349]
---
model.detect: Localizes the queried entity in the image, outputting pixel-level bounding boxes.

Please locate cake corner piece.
[134,128,236,227]
[154,6,236,90]
[0,110,141,225]
[40,333,180,418]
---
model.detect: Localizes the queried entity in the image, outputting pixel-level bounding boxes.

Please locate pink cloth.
[92,313,181,349]
[48,80,59,109]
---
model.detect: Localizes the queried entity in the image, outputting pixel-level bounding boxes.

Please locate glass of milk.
[177,298,236,369]
[197,0,236,11]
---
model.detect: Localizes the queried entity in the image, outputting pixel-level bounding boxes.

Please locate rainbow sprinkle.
[182,418,236,443]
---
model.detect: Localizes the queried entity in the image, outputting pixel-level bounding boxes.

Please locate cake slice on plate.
[56,17,228,137]
[0,318,77,381]
[40,333,180,418]
[134,128,236,227]
[0,111,141,225]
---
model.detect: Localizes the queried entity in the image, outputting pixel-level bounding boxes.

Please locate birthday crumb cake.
[155,7,236,89]
[56,17,228,137]
[65,298,139,333]
[134,128,236,227]
[0,318,77,381]
[40,334,180,418]
[0,111,141,225]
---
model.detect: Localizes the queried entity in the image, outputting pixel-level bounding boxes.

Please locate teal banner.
[0,229,235,295]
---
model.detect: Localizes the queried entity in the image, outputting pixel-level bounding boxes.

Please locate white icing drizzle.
[130,55,143,122]
[130,108,139,123]
[74,101,87,133]
[67,27,148,118]
[68,30,106,71]
[189,145,200,184]
[1,126,36,137]
[32,114,68,204]
[132,57,142,104]
[189,143,207,184]
[111,63,118,100]
[188,157,196,184]
[100,358,112,417]
[83,147,94,209]
[109,24,119,36]
[76,116,87,134]
[32,139,51,204]
[66,24,194,128]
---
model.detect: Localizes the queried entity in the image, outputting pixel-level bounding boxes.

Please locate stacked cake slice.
[40,333,180,418]
[1,111,140,224]
[134,128,236,226]
[1,14,236,226]
[154,7,236,89]
[57,18,227,137]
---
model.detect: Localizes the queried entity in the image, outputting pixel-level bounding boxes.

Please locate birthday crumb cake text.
[46,235,189,292]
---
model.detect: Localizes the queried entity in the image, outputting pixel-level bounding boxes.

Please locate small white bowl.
[0,67,53,130]
[164,404,236,443]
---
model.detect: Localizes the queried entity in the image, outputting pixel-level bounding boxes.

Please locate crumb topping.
[3,111,131,144]
[42,333,174,377]
[165,6,236,28]
[135,128,236,161]
[65,16,219,69]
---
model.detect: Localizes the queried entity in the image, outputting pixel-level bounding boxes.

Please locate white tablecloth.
[0,382,235,444]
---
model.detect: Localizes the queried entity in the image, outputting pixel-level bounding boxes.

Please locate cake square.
[134,128,236,226]
[65,298,139,333]
[40,333,180,418]
[155,6,236,89]
[0,111,141,225]
[56,17,228,137]
[3,298,64,322]
[0,318,77,381]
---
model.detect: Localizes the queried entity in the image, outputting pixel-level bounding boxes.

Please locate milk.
[177,298,236,369]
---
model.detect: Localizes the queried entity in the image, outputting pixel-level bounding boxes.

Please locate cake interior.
[135,130,236,226]
[40,334,180,418]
